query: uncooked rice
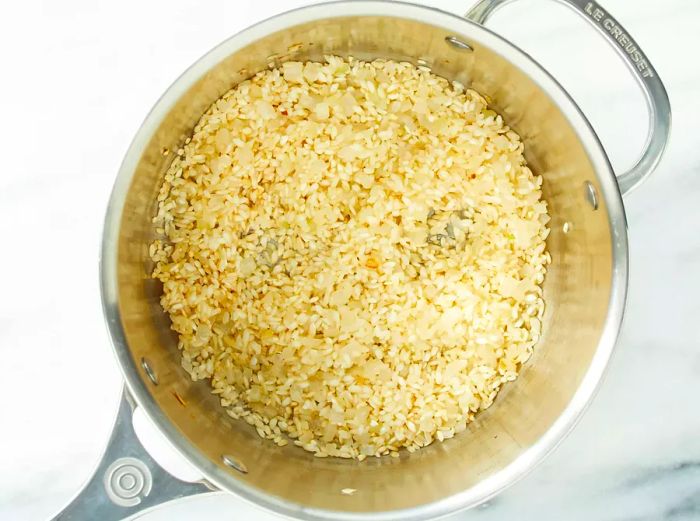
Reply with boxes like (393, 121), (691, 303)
(150, 56), (550, 459)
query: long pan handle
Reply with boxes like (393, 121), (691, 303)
(52, 388), (214, 521)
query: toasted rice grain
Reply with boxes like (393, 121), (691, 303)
(151, 56), (550, 459)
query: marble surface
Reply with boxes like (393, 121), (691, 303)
(1, 0), (698, 519)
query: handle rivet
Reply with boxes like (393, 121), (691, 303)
(584, 181), (599, 210)
(141, 357), (158, 385)
(445, 36), (473, 51)
(223, 454), (248, 474)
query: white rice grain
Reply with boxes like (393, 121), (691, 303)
(151, 56), (550, 460)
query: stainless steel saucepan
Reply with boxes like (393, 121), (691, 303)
(54, 1), (670, 519)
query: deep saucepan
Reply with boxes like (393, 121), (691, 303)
(55, 0), (670, 519)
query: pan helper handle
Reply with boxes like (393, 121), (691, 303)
(465, 0), (671, 195)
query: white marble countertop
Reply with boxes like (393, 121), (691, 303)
(1, 0), (698, 519)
